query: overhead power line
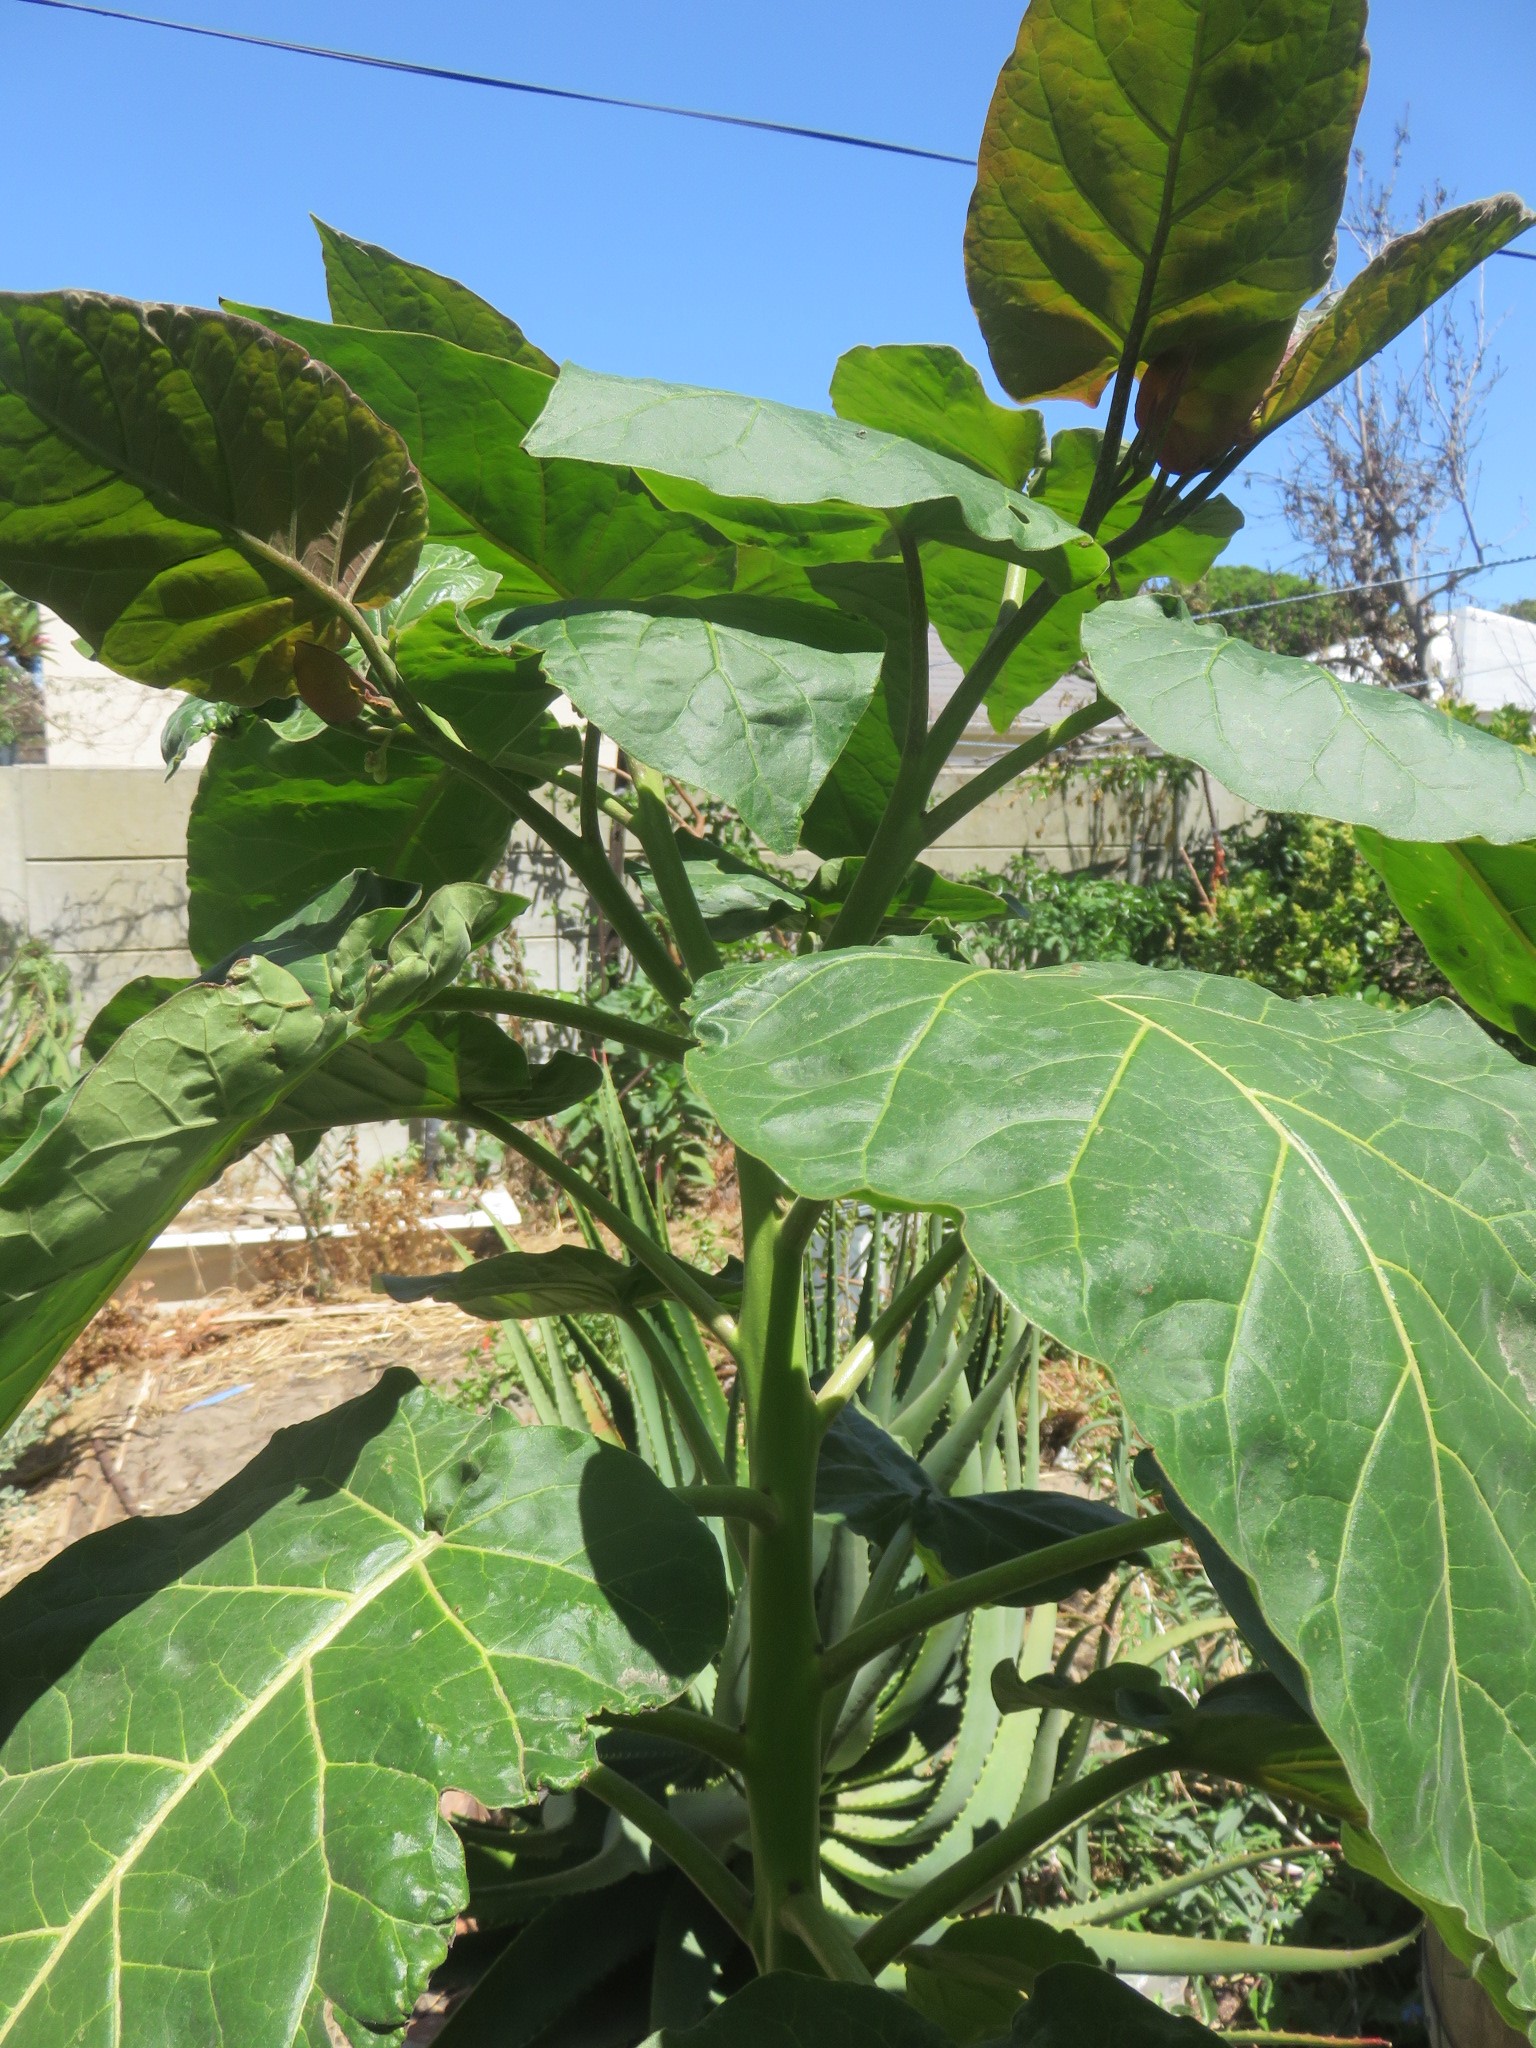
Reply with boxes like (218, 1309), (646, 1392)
(17, 0), (1536, 276)
(1202, 549), (1536, 620)
(12, 0), (976, 166)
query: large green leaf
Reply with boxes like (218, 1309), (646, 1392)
(186, 708), (518, 966)
(830, 344), (1044, 487)
(925, 431), (1240, 728)
(0, 293), (425, 704)
(687, 951), (1536, 2016)
(905, 1917), (1091, 2043)
(0, 877), (521, 1431)
(314, 218), (558, 373)
(1358, 833), (1536, 1045)
(481, 596), (883, 852)
(523, 365), (1107, 589)
(1258, 196), (1536, 435)
(0, 1370), (726, 2046)
(1012, 1963), (1219, 2043)
(1084, 595), (1536, 839)
(652, 1973), (949, 2047)
(964, 0), (1368, 406)
(229, 309), (729, 608)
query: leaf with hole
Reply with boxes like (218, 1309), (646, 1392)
(0, 292), (426, 703)
(1084, 594), (1536, 839)
(964, 0), (1367, 406)
(0, 1370), (726, 2045)
(688, 949), (1536, 2011)
(523, 365), (1106, 589)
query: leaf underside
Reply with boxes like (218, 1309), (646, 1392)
(1085, 595), (1536, 842)
(0, 293), (426, 703)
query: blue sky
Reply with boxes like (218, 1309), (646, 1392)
(9, 0), (1536, 603)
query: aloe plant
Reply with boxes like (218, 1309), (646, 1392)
(0, 2), (1532, 2040)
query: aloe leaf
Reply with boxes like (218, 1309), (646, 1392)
(0, 293), (426, 704)
(314, 218), (558, 374)
(964, 0), (1367, 409)
(1258, 196), (1536, 436)
(1356, 832), (1536, 1044)
(648, 1973), (950, 2046)
(830, 343), (1044, 487)
(227, 308), (730, 608)
(687, 950), (1536, 2015)
(186, 710), (521, 966)
(523, 366), (1107, 590)
(1085, 594), (1536, 840)
(0, 875), (530, 1431)
(479, 596), (884, 852)
(0, 1372), (726, 2045)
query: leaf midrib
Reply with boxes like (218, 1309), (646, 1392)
(0, 1522), (443, 2041)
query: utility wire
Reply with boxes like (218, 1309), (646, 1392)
(1201, 548), (1536, 620)
(17, 0), (1536, 276)
(11, 0), (976, 166)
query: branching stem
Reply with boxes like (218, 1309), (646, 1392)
(819, 1512), (1182, 1688)
(585, 1763), (753, 1946)
(426, 986), (693, 1060)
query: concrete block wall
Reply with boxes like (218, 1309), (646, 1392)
(0, 760), (1254, 1031)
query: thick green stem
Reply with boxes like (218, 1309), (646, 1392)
(736, 1155), (829, 1970)
(855, 1743), (1182, 1973)
(585, 1763), (753, 1945)
(426, 986), (693, 1060)
(778, 1895), (877, 1985)
(674, 1484), (779, 1532)
(920, 699), (1116, 848)
(820, 1512), (1182, 1688)
(632, 765), (724, 982)
(386, 675), (692, 1010)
